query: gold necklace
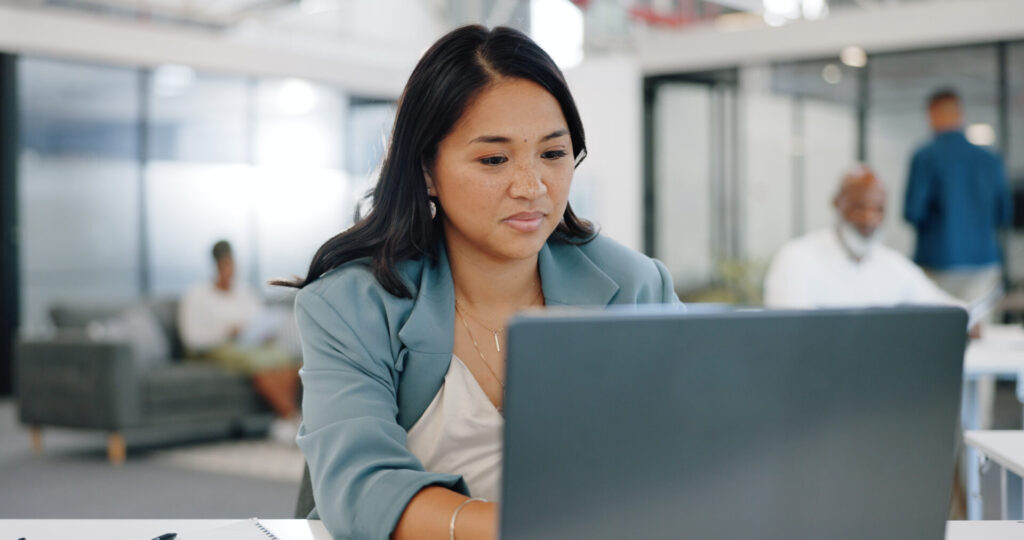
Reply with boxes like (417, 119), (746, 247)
(454, 299), (504, 352)
(454, 289), (544, 352)
(455, 306), (506, 389)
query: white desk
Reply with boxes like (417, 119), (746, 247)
(964, 430), (1024, 520)
(961, 325), (1024, 520)
(946, 520), (1024, 539)
(0, 519), (331, 540)
(963, 325), (1024, 378)
(0, 519), (1020, 539)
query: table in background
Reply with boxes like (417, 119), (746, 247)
(962, 324), (1024, 520)
(0, 519), (331, 540)
(964, 430), (1024, 521)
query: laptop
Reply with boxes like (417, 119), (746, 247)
(500, 306), (967, 540)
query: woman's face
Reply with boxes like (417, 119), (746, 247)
(429, 77), (575, 264)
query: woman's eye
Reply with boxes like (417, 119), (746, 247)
(479, 156), (507, 166)
(542, 150), (568, 160)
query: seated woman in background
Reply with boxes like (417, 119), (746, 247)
(179, 239), (300, 431)
(280, 25), (680, 540)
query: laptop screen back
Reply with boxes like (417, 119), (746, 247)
(500, 306), (966, 540)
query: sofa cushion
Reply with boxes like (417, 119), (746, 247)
(51, 298), (186, 361)
(50, 304), (124, 330)
(142, 364), (264, 422)
(145, 298), (185, 360)
(86, 305), (170, 368)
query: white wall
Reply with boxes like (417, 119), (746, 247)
(565, 55), (644, 251)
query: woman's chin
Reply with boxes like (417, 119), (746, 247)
(487, 230), (551, 261)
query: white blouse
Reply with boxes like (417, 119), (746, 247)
(406, 355), (504, 501)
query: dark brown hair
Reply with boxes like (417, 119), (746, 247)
(927, 87), (960, 109)
(212, 240), (232, 262)
(277, 25), (595, 297)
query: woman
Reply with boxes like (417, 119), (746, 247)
(285, 25), (680, 540)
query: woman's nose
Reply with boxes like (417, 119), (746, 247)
(508, 159), (547, 199)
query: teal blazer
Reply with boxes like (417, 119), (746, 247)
(295, 234), (680, 539)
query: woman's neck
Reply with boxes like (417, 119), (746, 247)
(446, 241), (542, 315)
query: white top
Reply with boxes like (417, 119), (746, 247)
(406, 355), (504, 501)
(763, 228), (960, 309)
(178, 281), (265, 352)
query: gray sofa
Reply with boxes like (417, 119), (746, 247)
(16, 298), (275, 464)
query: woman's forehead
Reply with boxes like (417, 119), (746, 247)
(450, 78), (568, 141)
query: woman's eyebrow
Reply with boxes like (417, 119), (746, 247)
(469, 134), (511, 145)
(468, 129), (569, 145)
(540, 129), (569, 142)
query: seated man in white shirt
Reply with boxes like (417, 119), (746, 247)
(764, 164), (959, 309)
(178, 240), (300, 428)
(764, 166), (969, 519)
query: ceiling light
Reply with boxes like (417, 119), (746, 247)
(277, 79), (317, 116)
(822, 64), (842, 85)
(802, 0), (829, 20)
(764, 0), (800, 19)
(966, 123), (996, 146)
(152, 65), (195, 98)
(530, 0), (584, 69)
(840, 46), (868, 68)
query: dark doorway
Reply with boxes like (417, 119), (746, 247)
(0, 54), (18, 397)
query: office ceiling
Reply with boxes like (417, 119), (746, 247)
(0, 0), (973, 79)
(0, 0), (955, 37)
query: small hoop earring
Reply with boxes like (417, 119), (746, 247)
(429, 199), (437, 219)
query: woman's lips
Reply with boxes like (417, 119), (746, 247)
(503, 211), (546, 233)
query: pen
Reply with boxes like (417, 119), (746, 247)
(151, 534), (176, 540)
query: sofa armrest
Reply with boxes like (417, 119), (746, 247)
(16, 337), (142, 430)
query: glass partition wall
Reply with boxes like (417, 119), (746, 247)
(647, 41), (1023, 302)
(645, 70), (739, 300)
(17, 57), (394, 333)
(1006, 44), (1024, 284)
(18, 59), (142, 332)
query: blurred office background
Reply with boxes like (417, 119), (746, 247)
(1, 0), (1023, 518)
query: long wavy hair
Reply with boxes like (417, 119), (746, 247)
(278, 25), (595, 297)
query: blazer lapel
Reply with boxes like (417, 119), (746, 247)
(539, 241), (620, 307)
(395, 244), (455, 429)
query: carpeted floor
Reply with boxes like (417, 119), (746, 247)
(0, 399), (302, 518)
(149, 438), (305, 483)
(2, 383), (1021, 520)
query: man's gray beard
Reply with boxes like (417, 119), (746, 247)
(837, 221), (882, 260)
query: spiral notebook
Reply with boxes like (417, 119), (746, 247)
(180, 518), (280, 539)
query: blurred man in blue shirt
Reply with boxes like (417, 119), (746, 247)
(904, 88), (1013, 304)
